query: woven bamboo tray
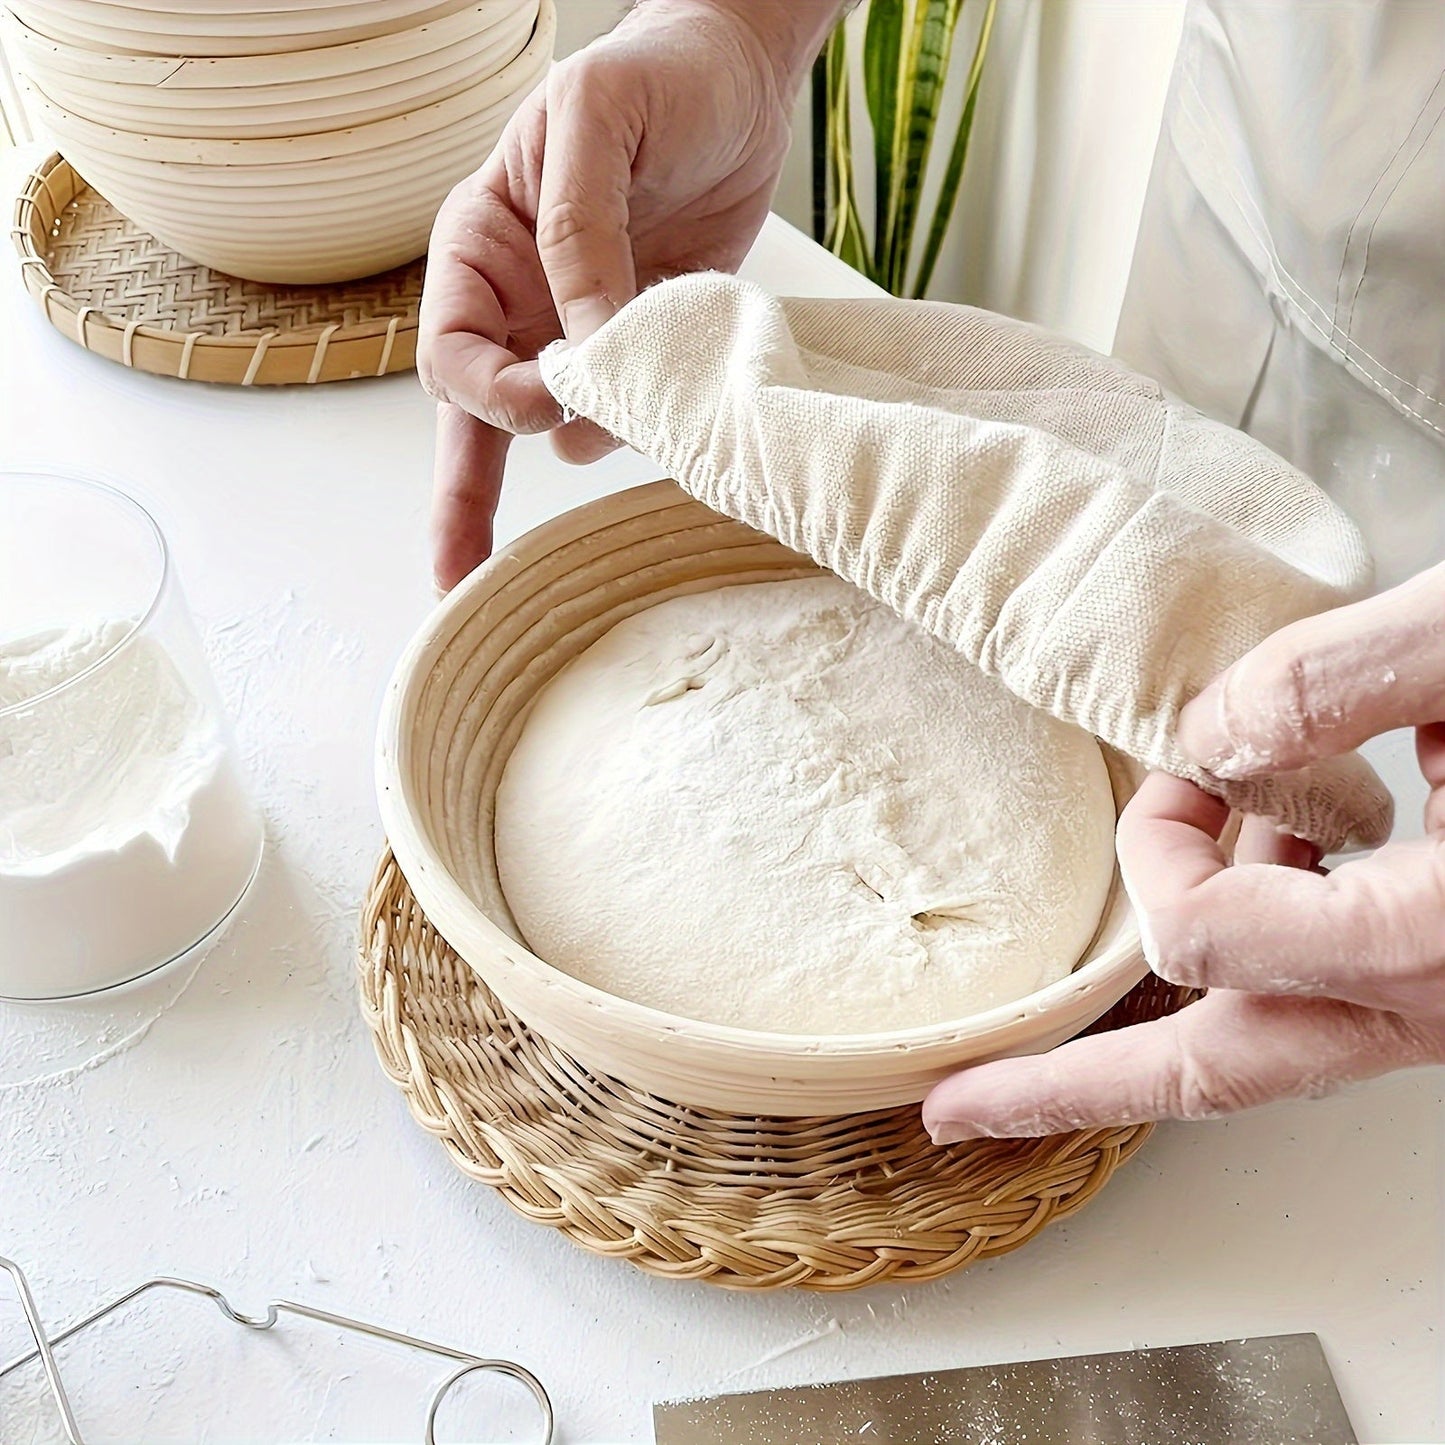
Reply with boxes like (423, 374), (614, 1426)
(360, 849), (1195, 1291)
(10, 153), (420, 383)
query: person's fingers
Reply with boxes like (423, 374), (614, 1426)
(1233, 813), (1322, 869)
(1119, 775), (1445, 1011)
(418, 249), (563, 437)
(1176, 560), (1445, 778)
(1116, 772), (1232, 906)
(432, 403), (511, 592)
(417, 163), (566, 436)
(534, 60), (641, 341)
(923, 989), (1441, 1141)
(550, 417), (620, 466)
(1417, 722), (1445, 835)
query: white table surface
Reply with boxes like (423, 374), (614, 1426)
(1, 141), (1441, 1445)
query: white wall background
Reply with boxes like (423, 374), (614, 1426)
(553, 1), (629, 58)
(557, 0), (1187, 354)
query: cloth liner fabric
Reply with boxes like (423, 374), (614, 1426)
(538, 273), (1393, 854)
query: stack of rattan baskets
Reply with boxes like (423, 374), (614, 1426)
(4, 0), (553, 283)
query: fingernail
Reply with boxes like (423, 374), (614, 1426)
(560, 296), (617, 342)
(1179, 679), (1271, 780)
(928, 1120), (984, 1145)
(1177, 678), (1228, 766)
(1273, 824), (1324, 867)
(552, 422), (619, 466)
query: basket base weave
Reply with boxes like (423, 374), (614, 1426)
(359, 849), (1194, 1291)
(11, 153), (421, 384)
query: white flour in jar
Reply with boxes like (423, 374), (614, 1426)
(0, 620), (262, 998)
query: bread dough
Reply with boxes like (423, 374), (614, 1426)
(495, 575), (1117, 1035)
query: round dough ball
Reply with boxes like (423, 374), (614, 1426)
(495, 575), (1116, 1035)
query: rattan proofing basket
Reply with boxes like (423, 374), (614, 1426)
(376, 480), (1150, 1116)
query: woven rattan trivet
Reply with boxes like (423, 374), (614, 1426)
(11, 153), (421, 385)
(360, 849), (1194, 1291)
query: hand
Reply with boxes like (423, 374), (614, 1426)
(924, 562), (1445, 1143)
(418, 0), (836, 590)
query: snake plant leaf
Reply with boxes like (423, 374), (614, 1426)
(889, 0), (963, 294)
(811, 50), (829, 243)
(862, 0), (906, 272)
(824, 26), (870, 274)
(820, 0), (993, 296)
(912, 0), (996, 297)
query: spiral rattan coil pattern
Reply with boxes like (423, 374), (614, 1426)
(11, 153), (421, 383)
(360, 849), (1194, 1291)
(377, 481), (1149, 1115)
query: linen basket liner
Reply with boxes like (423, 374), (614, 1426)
(538, 273), (1394, 854)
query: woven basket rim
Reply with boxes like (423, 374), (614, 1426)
(4, 0), (521, 83)
(377, 480), (1147, 1067)
(7, 0), (485, 54)
(19, 0), (552, 168)
(14, 17), (536, 140)
(10, 151), (423, 380)
(359, 846), (1189, 1290)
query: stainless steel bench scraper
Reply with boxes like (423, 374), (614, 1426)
(654, 1333), (1355, 1444)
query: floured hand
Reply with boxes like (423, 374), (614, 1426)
(418, 0), (839, 590)
(924, 562), (1445, 1142)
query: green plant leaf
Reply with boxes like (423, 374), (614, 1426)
(862, 0), (905, 275)
(888, 0), (963, 294)
(912, 0), (996, 297)
(823, 25), (872, 276)
(823, 0), (995, 295)
(810, 50), (830, 244)
(878, 0), (917, 284)
(822, 26), (847, 252)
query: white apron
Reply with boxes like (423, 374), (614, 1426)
(1115, 0), (1445, 588)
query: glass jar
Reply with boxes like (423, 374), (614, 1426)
(0, 471), (263, 999)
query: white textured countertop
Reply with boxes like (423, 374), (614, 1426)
(0, 142), (1440, 1444)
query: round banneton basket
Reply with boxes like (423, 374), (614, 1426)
(360, 849), (1193, 1290)
(6, 0), (480, 57)
(5, 0), (526, 91)
(376, 480), (1151, 1117)
(11, 153), (421, 383)
(14, 0), (554, 284)
(9, 3), (539, 140)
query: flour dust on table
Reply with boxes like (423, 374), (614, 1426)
(495, 575), (1117, 1035)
